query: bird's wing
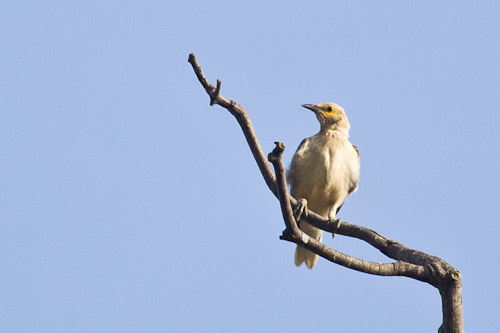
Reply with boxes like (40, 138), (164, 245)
(294, 138), (311, 157)
(287, 137), (310, 191)
(348, 144), (360, 194)
(336, 144), (360, 215)
(352, 144), (359, 158)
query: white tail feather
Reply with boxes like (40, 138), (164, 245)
(294, 221), (323, 269)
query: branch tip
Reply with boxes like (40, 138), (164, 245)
(274, 141), (285, 151)
(210, 79), (222, 106)
(215, 79), (221, 94)
(268, 141), (285, 163)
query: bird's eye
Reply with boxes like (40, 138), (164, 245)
(327, 107), (333, 112)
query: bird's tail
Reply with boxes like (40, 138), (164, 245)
(294, 221), (323, 269)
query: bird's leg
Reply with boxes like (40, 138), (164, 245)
(293, 198), (308, 227)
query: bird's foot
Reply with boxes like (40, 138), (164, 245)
(330, 218), (341, 239)
(293, 198), (308, 225)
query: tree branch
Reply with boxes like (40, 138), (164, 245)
(188, 53), (463, 333)
(188, 53), (276, 195)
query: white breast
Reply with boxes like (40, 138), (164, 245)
(288, 131), (360, 218)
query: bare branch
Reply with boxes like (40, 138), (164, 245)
(188, 53), (277, 195)
(267, 142), (298, 234)
(299, 210), (459, 286)
(439, 277), (464, 333)
(188, 53), (463, 333)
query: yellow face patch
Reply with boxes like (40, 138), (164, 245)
(323, 105), (339, 115)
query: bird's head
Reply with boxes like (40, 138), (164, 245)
(302, 102), (350, 133)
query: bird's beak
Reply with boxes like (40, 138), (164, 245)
(301, 104), (318, 113)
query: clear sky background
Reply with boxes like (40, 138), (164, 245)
(1, 1), (499, 332)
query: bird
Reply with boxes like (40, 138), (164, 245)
(287, 103), (360, 269)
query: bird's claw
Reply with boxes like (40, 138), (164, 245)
(293, 198), (308, 225)
(330, 218), (341, 239)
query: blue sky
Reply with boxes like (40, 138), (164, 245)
(1, 1), (499, 332)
